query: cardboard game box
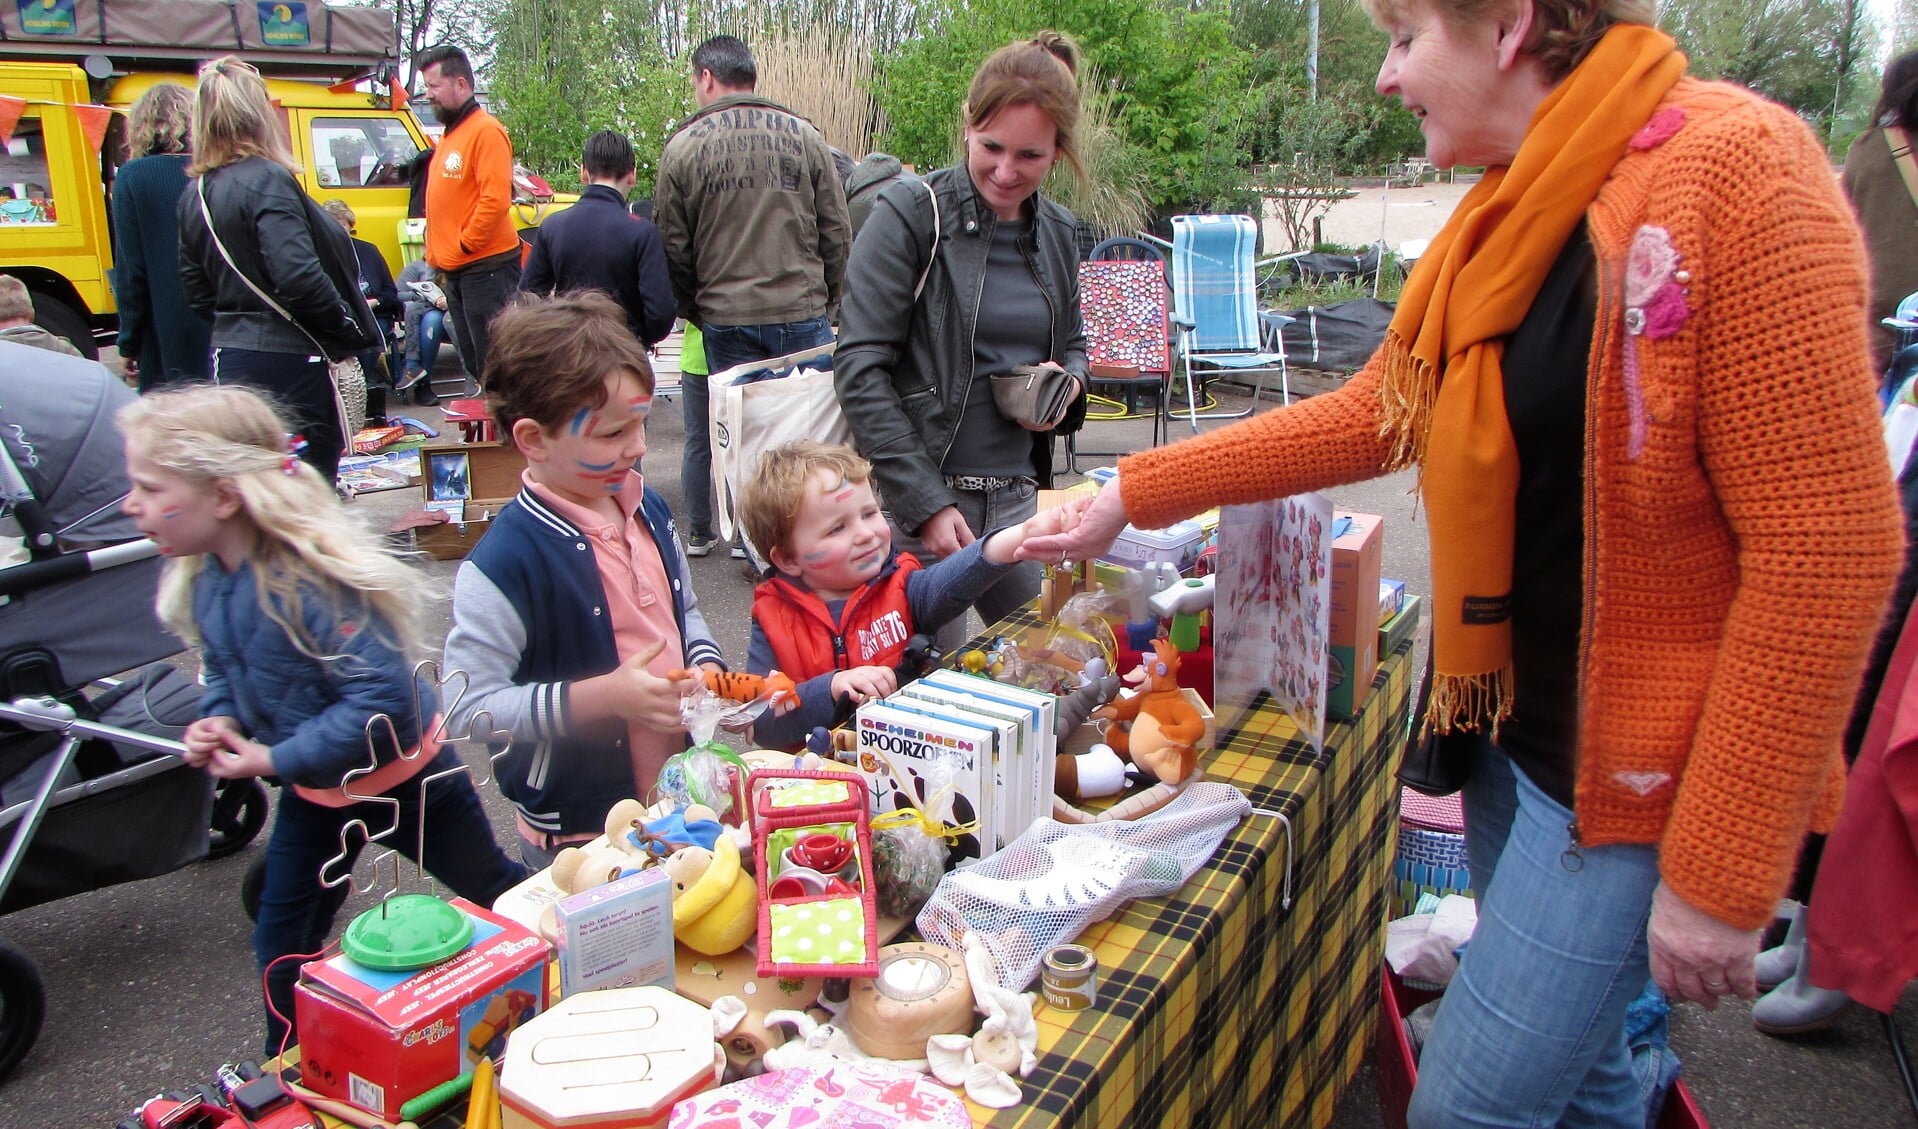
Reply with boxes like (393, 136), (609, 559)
(1329, 511), (1385, 719)
(293, 898), (550, 1120)
(554, 867), (675, 998)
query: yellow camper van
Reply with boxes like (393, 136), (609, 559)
(0, 0), (563, 357)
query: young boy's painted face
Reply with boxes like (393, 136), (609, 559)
(519, 367), (652, 508)
(772, 471), (892, 600)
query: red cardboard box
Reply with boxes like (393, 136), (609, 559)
(293, 898), (550, 1120)
(1375, 964), (1709, 1129)
(1329, 512), (1384, 719)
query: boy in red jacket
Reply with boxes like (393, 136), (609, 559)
(738, 440), (1076, 749)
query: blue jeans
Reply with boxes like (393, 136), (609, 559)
(685, 316), (834, 539)
(213, 348), (342, 482)
(404, 305), (446, 374)
(887, 478), (1042, 654)
(1407, 746), (1660, 1128)
(253, 747), (525, 1055)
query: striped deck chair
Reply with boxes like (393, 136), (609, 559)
(1170, 214), (1291, 427)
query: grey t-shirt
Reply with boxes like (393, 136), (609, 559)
(942, 217), (1049, 477)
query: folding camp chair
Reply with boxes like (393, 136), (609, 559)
(1066, 241), (1172, 472)
(1169, 214), (1292, 428)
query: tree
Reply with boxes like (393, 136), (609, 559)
(1664, 0), (1877, 137)
(873, 0), (1257, 215)
(488, 0), (691, 195)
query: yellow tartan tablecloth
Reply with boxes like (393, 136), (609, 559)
(972, 631), (1415, 1129)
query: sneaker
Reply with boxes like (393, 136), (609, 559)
(730, 542), (749, 560)
(413, 384), (440, 407)
(685, 533), (718, 557)
(395, 367), (425, 392)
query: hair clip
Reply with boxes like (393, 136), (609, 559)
(284, 434), (308, 475)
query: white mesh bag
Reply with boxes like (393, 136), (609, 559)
(915, 782), (1252, 992)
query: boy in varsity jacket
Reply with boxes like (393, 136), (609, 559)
(442, 293), (724, 866)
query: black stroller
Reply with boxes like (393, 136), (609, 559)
(0, 345), (268, 1082)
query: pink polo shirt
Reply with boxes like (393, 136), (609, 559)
(524, 470), (686, 799)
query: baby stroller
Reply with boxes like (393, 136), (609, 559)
(0, 345), (268, 1082)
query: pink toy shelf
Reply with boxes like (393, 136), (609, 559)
(750, 769), (881, 979)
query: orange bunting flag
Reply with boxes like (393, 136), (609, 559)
(72, 104), (112, 154)
(0, 97), (24, 150)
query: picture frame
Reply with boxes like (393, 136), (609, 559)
(426, 449), (471, 502)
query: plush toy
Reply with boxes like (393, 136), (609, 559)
(671, 835), (759, 955)
(1094, 638), (1206, 785)
(548, 799), (723, 895)
(546, 799), (758, 957)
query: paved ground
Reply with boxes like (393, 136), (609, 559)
(6, 348), (1915, 1124)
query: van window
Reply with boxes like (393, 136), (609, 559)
(0, 116), (57, 225)
(310, 117), (419, 189)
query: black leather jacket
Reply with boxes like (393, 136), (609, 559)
(178, 156), (379, 360)
(834, 165), (1088, 536)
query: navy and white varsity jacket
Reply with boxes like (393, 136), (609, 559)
(442, 482), (724, 836)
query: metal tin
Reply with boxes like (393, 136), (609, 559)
(1041, 944), (1100, 1011)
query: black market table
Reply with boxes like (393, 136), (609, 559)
(968, 625), (1416, 1128)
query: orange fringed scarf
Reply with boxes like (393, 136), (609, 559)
(1379, 25), (1686, 734)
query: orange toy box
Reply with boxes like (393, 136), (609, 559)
(293, 899), (550, 1120)
(1328, 511), (1384, 719)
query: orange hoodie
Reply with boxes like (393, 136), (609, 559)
(425, 104), (519, 271)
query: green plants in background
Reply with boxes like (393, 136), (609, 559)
(873, 0), (1257, 216)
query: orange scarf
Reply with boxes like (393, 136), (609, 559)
(1379, 25), (1686, 734)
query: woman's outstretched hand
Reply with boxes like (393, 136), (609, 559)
(1017, 480), (1129, 564)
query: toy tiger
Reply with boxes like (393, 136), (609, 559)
(680, 668), (801, 708)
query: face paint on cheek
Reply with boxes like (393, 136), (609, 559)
(576, 458), (618, 473)
(160, 506), (184, 520)
(801, 548), (831, 565)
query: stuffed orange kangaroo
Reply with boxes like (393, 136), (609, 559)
(1095, 639), (1204, 785)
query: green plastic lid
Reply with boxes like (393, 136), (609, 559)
(341, 895), (474, 971)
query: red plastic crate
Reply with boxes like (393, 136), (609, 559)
(1375, 964), (1709, 1129)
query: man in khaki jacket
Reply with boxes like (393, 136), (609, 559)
(654, 34), (851, 557)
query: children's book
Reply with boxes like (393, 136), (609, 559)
(853, 701), (994, 863)
(920, 670), (1057, 838)
(892, 684), (1028, 851)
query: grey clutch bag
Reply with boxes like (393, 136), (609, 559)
(989, 364), (1077, 428)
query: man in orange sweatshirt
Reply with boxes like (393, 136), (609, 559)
(417, 45), (520, 391)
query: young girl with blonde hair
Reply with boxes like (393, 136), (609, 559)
(119, 385), (523, 1055)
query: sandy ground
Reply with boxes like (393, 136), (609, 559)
(1264, 179), (1473, 254)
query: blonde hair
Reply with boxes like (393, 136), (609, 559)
(321, 198), (355, 230)
(126, 82), (193, 160)
(740, 440), (873, 564)
(965, 32), (1086, 188)
(117, 385), (431, 663)
(1360, 0), (1656, 81)
(189, 56), (300, 175)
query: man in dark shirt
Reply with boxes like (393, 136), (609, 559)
(520, 131), (676, 348)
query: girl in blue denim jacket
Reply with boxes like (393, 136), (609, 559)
(118, 385), (524, 1055)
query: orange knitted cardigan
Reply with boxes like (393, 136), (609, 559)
(1120, 78), (1904, 930)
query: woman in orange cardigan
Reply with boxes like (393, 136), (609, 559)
(1027, 2), (1902, 1124)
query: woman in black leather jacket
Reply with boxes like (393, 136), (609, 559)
(834, 32), (1090, 640)
(178, 57), (380, 482)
